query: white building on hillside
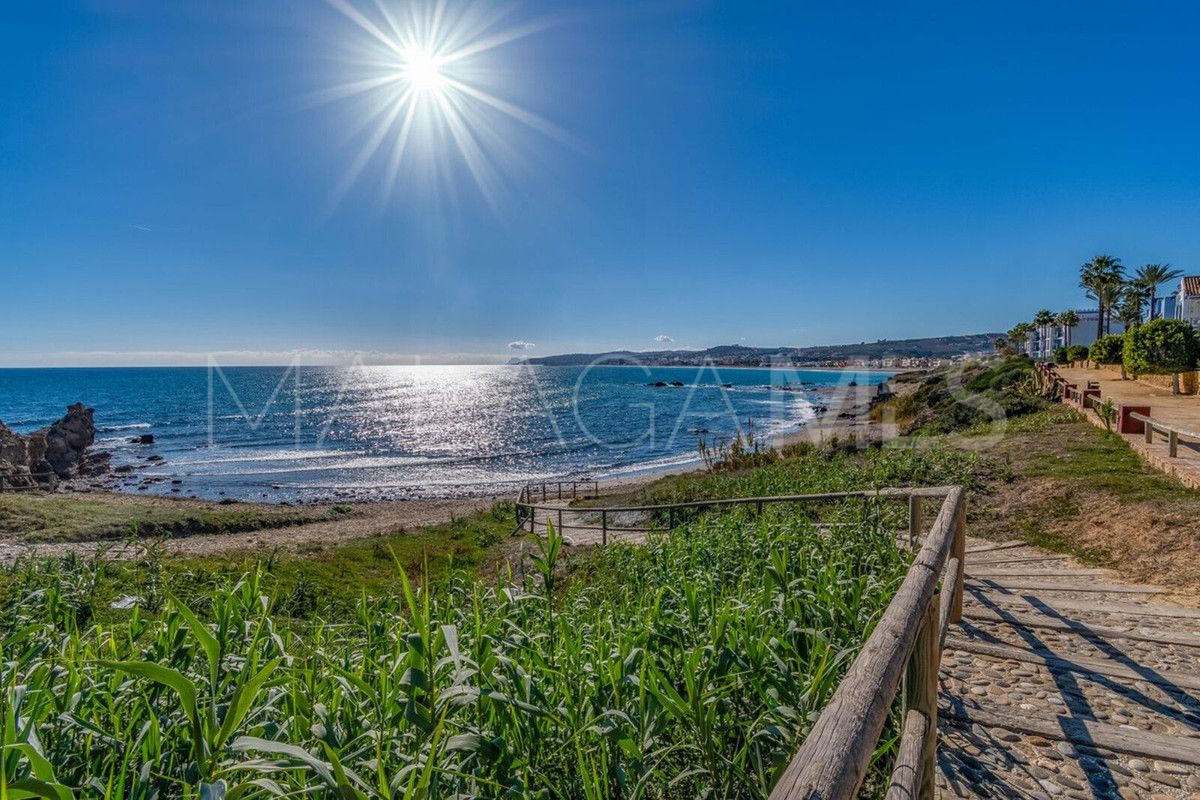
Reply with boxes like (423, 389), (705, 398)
(1174, 276), (1200, 328)
(1026, 309), (1124, 359)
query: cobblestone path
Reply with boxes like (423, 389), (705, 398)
(937, 538), (1200, 799)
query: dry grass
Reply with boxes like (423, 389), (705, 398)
(954, 410), (1200, 599)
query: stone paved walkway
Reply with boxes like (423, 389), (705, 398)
(937, 538), (1200, 799)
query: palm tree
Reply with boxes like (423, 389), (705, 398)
(1080, 255), (1125, 338)
(992, 336), (1009, 354)
(1055, 310), (1080, 347)
(1115, 290), (1146, 331)
(1119, 283), (1150, 330)
(1007, 322), (1034, 356)
(1033, 309), (1056, 359)
(1135, 263), (1183, 321)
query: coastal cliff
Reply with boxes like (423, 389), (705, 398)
(0, 403), (103, 489)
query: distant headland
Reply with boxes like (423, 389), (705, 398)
(515, 332), (1002, 368)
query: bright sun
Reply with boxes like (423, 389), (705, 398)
(322, 0), (570, 206)
(400, 46), (445, 97)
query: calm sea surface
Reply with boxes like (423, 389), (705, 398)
(0, 365), (890, 502)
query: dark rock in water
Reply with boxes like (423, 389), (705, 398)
(651, 381), (668, 387)
(114, 464), (136, 474)
(145, 454), (164, 462)
(0, 403), (99, 489)
(669, 381), (684, 387)
(130, 434), (154, 444)
(847, 381), (858, 387)
(171, 479), (183, 485)
(721, 383), (732, 388)
(43, 403), (96, 478)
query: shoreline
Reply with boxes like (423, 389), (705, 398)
(2, 371), (916, 560)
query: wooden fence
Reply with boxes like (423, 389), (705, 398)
(1129, 411), (1200, 458)
(515, 481), (967, 798)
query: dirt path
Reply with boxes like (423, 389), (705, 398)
(0, 495), (496, 562)
(937, 537), (1200, 798)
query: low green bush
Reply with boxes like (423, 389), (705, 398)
(1066, 344), (1090, 362)
(1123, 318), (1199, 384)
(1089, 334), (1125, 365)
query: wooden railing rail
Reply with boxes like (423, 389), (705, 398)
(516, 480), (966, 798)
(1129, 411), (1200, 458)
(771, 486), (966, 800)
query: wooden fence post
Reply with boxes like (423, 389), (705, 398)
(601, 510), (608, 546)
(1169, 430), (1179, 458)
(899, 597), (939, 800)
(951, 495), (966, 623)
(908, 495), (922, 545)
(1145, 425), (1154, 444)
(558, 508), (563, 533)
(668, 507), (675, 530)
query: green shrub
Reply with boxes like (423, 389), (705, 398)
(990, 366), (1033, 391)
(0, 510), (911, 798)
(1066, 345), (1090, 362)
(1123, 318), (1199, 378)
(1089, 334), (1125, 365)
(1053, 346), (1070, 364)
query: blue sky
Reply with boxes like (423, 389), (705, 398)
(3, 1), (1200, 366)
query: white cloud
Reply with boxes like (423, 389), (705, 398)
(507, 340), (537, 351)
(654, 335), (674, 343)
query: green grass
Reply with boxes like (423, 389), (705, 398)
(0, 506), (909, 799)
(0, 508), (516, 624)
(0, 492), (325, 543)
(624, 444), (984, 507)
(1019, 427), (1194, 502)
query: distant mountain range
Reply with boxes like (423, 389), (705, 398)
(517, 333), (1002, 367)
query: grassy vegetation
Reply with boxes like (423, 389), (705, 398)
(0, 492), (326, 543)
(0, 503), (914, 798)
(948, 399), (1200, 582)
(900, 355), (1053, 435)
(0, 506), (516, 624)
(621, 444), (985, 507)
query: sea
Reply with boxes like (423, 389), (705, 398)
(0, 365), (891, 502)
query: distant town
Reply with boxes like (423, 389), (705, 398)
(518, 333), (1002, 369)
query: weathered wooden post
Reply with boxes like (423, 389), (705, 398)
(1146, 424), (1154, 444)
(668, 507), (674, 530)
(897, 597), (940, 800)
(1169, 430), (1179, 458)
(908, 494), (922, 545)
(573, 483), (578, 499)
(558, 508), (563, 533)
(951, 494), (966, 623)
(601, 510), (608, 546)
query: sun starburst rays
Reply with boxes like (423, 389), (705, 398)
(321, 0), (567, 208)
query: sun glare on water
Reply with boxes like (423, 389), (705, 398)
(321, 0), (568, 207)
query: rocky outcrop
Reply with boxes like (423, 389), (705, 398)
(0, 403), (99, 490)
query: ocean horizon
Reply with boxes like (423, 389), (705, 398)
(0, 364), (891, 503)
